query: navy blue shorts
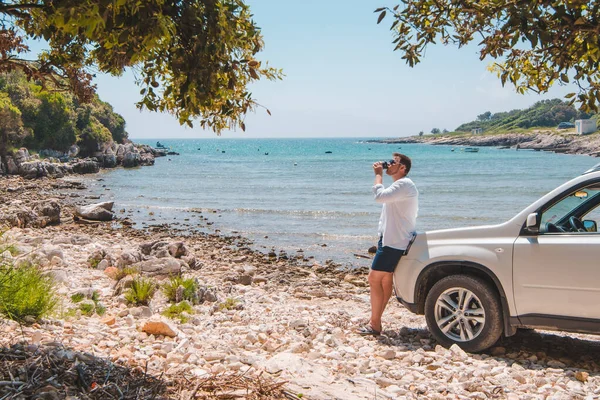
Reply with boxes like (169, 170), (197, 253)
(371, 237), (404, 273)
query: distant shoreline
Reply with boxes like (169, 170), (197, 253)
(369, 130), (600, 157)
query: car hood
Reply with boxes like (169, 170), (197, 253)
(420, 221), (518, 241)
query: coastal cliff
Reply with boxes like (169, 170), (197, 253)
(372, 130), (600, 157)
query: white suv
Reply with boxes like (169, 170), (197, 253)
(394, 163), (600, 352)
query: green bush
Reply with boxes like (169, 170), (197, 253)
(115, 266), (139, 281)
(70, 293), (85, 303)
(125, 277), (157, 306)
(0, 262), (58, 322)
(217, 298), (239, 311)
(70, 290), (105, 316)
(79, 301), (95, 316)
(162, 301), (193, 323)
(162, 276), (198, 303)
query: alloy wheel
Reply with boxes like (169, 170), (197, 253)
(434, 287), (486, 342)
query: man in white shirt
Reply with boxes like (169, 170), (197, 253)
(358, 153), (419, 336)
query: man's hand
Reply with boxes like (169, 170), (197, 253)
(373, 162), (384, 186)
(373, 162), (384, 175)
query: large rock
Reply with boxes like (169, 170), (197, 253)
(102, 148), (118, 168)
(33, 199), (61, 225)
(75, 201), (115, 221)
(138, 257), (181, 277)
(6, 156), (18, 175)
(141, 319), (177, 337)
(19, 161), (47, 179)
(0, 205), (40, 228)
(168, 242), (189, 258)
(117, 250), (142, 268)
(14, 148), (30, 165)
(122, 151), (140, 168)
(72, 159), (100, 174)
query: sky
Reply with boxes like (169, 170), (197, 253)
(85, 0), (574, 139)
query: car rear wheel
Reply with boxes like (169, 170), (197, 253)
(424, 275), (503, 352)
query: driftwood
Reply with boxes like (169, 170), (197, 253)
(0, 343), (295, 399)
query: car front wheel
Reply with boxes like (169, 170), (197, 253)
(424, 275), (503, 352)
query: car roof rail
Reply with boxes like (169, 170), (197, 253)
(583, 162), (600, 174)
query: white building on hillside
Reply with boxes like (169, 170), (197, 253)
(576, 119), (597, 135)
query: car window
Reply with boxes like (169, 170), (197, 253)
(582, 204), (600, 230)
(540, 184), (600, 231)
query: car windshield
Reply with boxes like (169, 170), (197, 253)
(541, 184), (600, 226)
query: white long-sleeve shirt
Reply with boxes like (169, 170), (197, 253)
(373, 177), (419, 250)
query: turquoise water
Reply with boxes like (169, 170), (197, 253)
(85, 138), (597, 268)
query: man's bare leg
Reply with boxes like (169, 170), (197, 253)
(368, 270), (394, 332)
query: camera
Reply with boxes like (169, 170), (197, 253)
(381, 160), (396, 169)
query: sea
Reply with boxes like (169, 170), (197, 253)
(81, 138), (598, 269)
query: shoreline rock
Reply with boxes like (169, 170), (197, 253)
(0, 141), (170, 179)
(369, 131), (600, 157)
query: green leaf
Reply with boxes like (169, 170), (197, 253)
(377, 11), (386, 24)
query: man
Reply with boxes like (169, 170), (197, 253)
(358, 152), (419, 336)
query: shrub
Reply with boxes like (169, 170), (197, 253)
(162, 276), (198, 303)
(71, 290), (105, 316)
(115, 266), (139, 281)
(124, 277), (156, 306)
(95, 303), (106, 316)
(162, 301), (193, 323)
(0, 261), (58, 322)
(217, 298), (240, 311)
(79, 301), (95, 316)
(70, 293), (85, 303)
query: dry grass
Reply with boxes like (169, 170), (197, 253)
(0, 343), (300, 399)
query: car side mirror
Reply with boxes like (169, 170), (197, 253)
(583, 220), (598, 232)
(526, 213), (539, 233)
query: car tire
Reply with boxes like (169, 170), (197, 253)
(424, 275), (503, 353)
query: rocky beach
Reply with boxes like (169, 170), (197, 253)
(371, 130), (600, 157)
(2, 175), (600, 400)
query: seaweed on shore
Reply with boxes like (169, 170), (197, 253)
(0, 343), (298, 399)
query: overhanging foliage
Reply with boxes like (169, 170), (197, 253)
(376, 0), (600, 112)
(0, 0), (282, 133)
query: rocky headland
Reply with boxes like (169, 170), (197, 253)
(371, 130), (600, 157)
(0, 141), (169, 179)
(1, 176), (600, 399)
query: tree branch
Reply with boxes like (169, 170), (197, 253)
(0, 4), (45, 13)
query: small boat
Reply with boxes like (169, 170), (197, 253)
(325, 151), (332, 154)
(264, 152), (269, 155)
(463, 147), (479, 153)
(156, 141), (168, 149)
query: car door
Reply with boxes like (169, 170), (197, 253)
(513, 183), (600, 321)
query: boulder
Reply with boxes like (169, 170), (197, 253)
(7, 156), (19, 175)
(139, 240), (169, 256)
(19, 161), (47, 179)
(168, 242), (189, 258)
(75, 201), (115, 221)
(141, 319), (177, 337)
(138, 257), (181, 277)
(72, 159), (100, 174)
(14, 148), (30, 164)
(33, 199), (61, 225)
(122, 151), (140, 168)
(102, 149), (118, 168)
(117, 250), (142, 268)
